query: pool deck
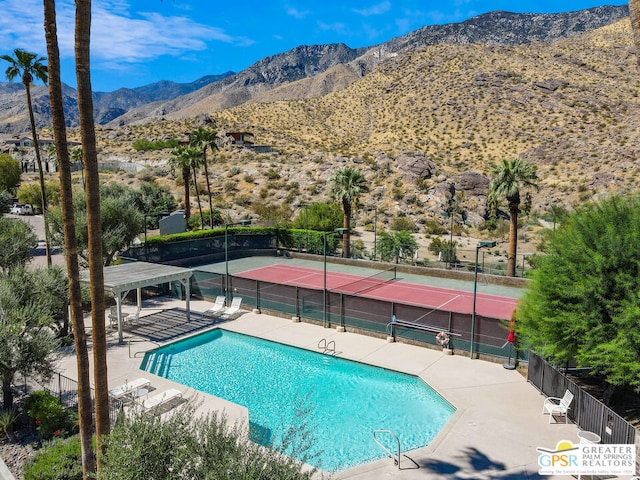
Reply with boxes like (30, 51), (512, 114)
(54, 299), (612, 480)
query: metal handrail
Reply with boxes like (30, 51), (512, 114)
(317, 338), (337, 355)
(128, 339), (160, 358)
(373, 429), (401, 468)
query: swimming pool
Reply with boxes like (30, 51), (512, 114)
(141, 329), (455, 472)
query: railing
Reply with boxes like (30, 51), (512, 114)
(318, 338), (337, 355)
(527, 352), (637, 446)
(373, 430), (401, 468)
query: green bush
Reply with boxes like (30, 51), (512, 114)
(24, 391), (77, 440)
(390, 217), (417, 232)
(23, 435), (84, 480)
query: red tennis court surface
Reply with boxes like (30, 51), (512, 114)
(236, 264), (517, 320)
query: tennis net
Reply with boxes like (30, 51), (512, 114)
(330, 266), (397, 295)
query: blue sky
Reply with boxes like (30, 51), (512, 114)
(0, 0), (628, 92)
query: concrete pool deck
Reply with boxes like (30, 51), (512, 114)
(54, 299), (609, 479)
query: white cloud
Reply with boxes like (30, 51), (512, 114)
(0, 0), (253, 68)
(286, 7), (310, 19)
(352, 1), (391, 16)
(317, 21), (349, 36)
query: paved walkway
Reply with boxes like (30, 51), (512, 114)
(49, 298), (604, 479)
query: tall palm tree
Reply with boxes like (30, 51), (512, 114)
(43, 0), (95, 475)
(329, 167), (369, 258)
(488, 158), (538, 277)
(75, 0), (110, 471)
(1, 48), (52, 267)
(170, 145), (200, 224)
(189, 127), (218, 227)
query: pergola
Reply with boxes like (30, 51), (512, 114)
(80, 261), (193, 343)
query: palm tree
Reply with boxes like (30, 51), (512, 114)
(75, 0), (110, 471)
(170, 145), (201, 224)
(43, 0), (94, 474)
(189, 127), (218, 227)
(329, 167), (369, 258)
(488, 158), (538, 277)
(1, 48), (52, 267)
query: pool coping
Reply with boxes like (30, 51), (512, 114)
(56, 298), (589, 480)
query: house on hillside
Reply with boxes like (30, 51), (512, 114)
(1, 137), (81, 148)
(226, 132), (255, 147)
(224, 132), (272, 153)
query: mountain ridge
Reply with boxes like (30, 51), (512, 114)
(0, 5), (629, 134)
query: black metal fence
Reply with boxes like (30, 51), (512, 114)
(21, 372), (121, 425)
(190, 269), (524, 361)
(527, 352), (637, 445)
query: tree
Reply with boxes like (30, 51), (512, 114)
(0, 267), (61, 409)
(293, 202), (343, 232)
(377, 230), (418, 264)
(516, 194), (640, 402)
(17, 180), (60, 211)
(75, 0), (110, 469)
(0, 154), (20, 193)
(43, 0), (95, 474)
(100, 403), (316, 480)
(487, 158), (538, 277)
(1, 49), (52, 267)
(329, 167), (369, 258)
(129, 181), (176, 230)
(189, 127), (218, 227)
(0, 217), (36, 273)
(48, 185), (144, 266)
(170, 145), (200, 224)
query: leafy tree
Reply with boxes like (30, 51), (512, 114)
(100, 402), (317, 480)
(329, 167), (369, 258)
(1, 48), (52, 267)
(17, 180), (60, 210)
(43, 0), (95, 474)
(488, 158), (538, 276)
(293, 202), (342, 232)
(48, 185), (144, 266)
(128, 181), (177, 229)
(0, 154), (20, 193)
(0, 217), (37, 273)
(377, 230), (418, 264)
(0, 190), (13, 214)
(516, 194), (640, 402)
(0, 267), (61, 409)
(429, 237), (457, 264)
(252, 202), (293, 227)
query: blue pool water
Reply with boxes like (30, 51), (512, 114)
(141, 329), (455, 472)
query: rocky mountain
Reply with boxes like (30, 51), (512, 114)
(83, 15), (639, 231)
(0, 5), (629, 133)
(0, 73), (233, 134)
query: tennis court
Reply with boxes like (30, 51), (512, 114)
(235, 264), (517, 320)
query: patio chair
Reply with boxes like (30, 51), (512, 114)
(542, 389), (574, 424)
(109, 377), (151, 400)
(140, 388), (183, 414)
(204, 296), (226, 315)
(221, 297), (243, 318)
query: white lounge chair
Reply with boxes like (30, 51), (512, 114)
(221, 297), (243, 318)
(109, 377), (151, 400)
(140, 388), (183, 414)
(204, 296), (226, 315)
(542, 389), (574, 424)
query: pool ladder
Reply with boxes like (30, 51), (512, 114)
(318, 338), (336, 355)
(373, 430), (401, 469)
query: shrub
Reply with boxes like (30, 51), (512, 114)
(23, 434), (84, 480)
(390, 217), (417, 232)
(24, 391), (77, 440)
